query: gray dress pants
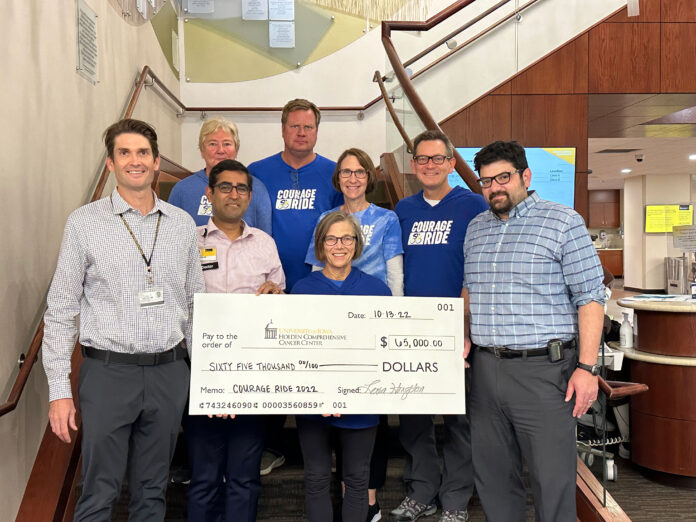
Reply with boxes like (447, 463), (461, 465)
(398, 412), (474, 511)
(74, 356), (189, 522)
(470, 348), (578, 522)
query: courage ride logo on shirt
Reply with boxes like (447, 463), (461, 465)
(407, 220), (452, 245)
(197, 195), (212, 216)
(276, 189), (317, 210)
(361, 224), (375, 246)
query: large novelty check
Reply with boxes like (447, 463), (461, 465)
(189, 294), (466, 415)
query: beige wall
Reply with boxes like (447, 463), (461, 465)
(0, 1), (181, 520)
(623, 174), (693, 290)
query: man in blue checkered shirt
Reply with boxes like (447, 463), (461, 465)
(462, 141), (605, 522)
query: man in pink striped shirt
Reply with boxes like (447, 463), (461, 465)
(197, 159), (285, 295)
(187, 158), (285, 522)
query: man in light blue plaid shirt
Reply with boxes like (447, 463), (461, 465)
(42, 119), (205, 521)
(462, 141), (605, 522)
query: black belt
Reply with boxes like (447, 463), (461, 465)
(81, 343), (187, 365)
(475, 339), (576, 359)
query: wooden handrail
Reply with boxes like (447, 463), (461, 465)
(379, 0), (543, 192)
(410, 0), (541, 83)
(598, 377), (649, 401)
(0, 66), (192, 419)
(381, 1), (482, 193)
(380, 152), (405, 205)
(0, 321), (44, 417)
(402, 0), (510, 69)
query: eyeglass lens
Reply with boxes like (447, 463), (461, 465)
(477, 171), (514, 188)
(339, 169), (367, 179)
(414, 155), (449, 165)
(325, 235), (356, 246)
(215, 183), (249, 195)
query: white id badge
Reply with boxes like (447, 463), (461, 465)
(139, 288), (164, 308)
(199, 247), (217, 262)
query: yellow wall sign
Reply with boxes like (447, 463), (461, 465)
(645, 204), (694, 233)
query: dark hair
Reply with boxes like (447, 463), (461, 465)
(332, 148), (377, 194)
(412, 129), (454, 158)
(314, 212), (364, 263)
(103, 118), (159, 159)
(473, 140), (529, 172)
(282, 98), (321, 127)
(208, 159), (253, 189)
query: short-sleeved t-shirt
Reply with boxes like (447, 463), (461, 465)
(248, 153), (342, 290)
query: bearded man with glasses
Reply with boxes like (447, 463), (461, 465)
(392, 130), (488, 522)
(463, 140), (604, 521)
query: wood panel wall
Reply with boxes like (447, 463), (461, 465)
(440, 0), (696, 224)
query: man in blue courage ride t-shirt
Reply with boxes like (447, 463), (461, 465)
(248, 99), (342, 291)
(392, 129), (488, 522)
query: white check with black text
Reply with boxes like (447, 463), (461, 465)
(189, 294), (465, 415)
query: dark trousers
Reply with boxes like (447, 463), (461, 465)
(74, 357), (189, 522)
(398, 413), (473, 510)
(297, 417), (377, 522)
(186, 414), (265, 522)
(337, 415), (389, 490)
(368, 415), (390, 489)
(470, 349), (578, 522)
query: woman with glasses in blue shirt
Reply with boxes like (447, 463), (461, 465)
(293, 211), (390, 521)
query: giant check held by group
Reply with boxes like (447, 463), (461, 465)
(190, 294), (466, 415)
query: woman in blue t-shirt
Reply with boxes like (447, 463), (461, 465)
(305, 148), (402, 519)
(305, 148), (404, 296)
(293, 212), (390, 522)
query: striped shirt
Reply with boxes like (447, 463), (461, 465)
(463, 191), (605, 349)
(42, 188), (205, 401)
(197, 219), (285, 294)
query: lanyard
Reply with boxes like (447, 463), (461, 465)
(120, 211), (162, 284)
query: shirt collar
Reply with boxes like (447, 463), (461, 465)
(110, 187), (168, 216)
(485, 190), (539, 222)
(509, 190), (538, 218)
(204, 217), (252, 241)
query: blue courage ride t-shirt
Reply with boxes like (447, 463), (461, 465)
(395, 186), (488, 297)
(248, 153), (342, 291)
(305, 204), (403, 284)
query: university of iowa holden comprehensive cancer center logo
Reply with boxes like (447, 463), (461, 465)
(263, 320), (347, 346)
(265, 320), (278, 339)
(276, 189), (317, 210)
(407, 219), (453, 245)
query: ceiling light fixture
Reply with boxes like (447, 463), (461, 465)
(689, 154), (696, 161)
(621, 169), (632, 174)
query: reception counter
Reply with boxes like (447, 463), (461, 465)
(615, 299), (696, 479)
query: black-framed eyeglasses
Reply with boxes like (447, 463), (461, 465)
(476, 170), (521, 188)
(339, 168), (367, 179)
(213, 182), (250, 195)
(413, 154), (451, 165)
(324, 235), (357, 246)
